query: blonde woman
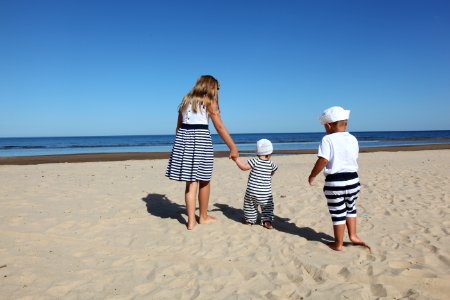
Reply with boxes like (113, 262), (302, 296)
(166, 75), (239, 230)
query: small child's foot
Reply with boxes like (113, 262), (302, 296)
(327, 242), (343, 251)
(263, 221), (273, 229)
(349, 236), (364, 245)
(199, 215), (217, 225)
(349, 236), (370, 250)
(350, 238), (371, 251)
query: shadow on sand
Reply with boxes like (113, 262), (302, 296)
(213, 203), (334, 244)
(142, 193), (186, 225)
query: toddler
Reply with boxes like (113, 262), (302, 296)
(234, 139), (278, 229)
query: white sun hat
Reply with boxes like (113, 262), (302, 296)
(256, 139), (273, 155)
(319, 106), (351, 125)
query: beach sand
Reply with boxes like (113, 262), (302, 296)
(1, 149), (449, 299)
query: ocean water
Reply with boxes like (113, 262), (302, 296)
(0, 131), (449, 157)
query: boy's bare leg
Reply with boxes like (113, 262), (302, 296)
(346, 217), (365, 245)
(198, 180), (216, 224)
(185, 181), (198, 230)
(329, 224), (345, 251)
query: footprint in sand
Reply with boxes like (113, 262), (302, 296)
(370, 283), (388, 297)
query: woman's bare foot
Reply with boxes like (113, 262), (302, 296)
(263, 221), (273, 229)
(199, 215), (217, 224)
(186, 221), (197, 230)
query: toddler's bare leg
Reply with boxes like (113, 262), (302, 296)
(198, 181), (216, 224)
(185, 181), (198, 230)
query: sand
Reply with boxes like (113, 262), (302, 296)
(1, 149), (449, 299)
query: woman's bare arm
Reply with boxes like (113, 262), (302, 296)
(208, 101), (239, 160)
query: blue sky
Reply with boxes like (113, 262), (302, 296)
(1, 0), (449, 137)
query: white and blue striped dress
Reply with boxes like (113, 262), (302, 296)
(165, 104), (214, 182)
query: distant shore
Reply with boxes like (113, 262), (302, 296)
(1, 144), (449, 165)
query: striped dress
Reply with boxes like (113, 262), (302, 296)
(165, 104), (214, 182)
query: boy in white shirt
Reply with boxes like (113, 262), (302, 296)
(308, 106), (368, 251)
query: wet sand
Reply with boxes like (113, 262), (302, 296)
(1, 144), (449, 165)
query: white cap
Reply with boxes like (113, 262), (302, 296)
(256, 139), (273, 155)
(319, 106), (351, 125)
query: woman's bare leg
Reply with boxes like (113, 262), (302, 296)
(198, 180), (216, 224)
(185, 181), (198, 230)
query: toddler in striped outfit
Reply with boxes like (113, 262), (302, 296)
(234, 139), (278, 229)
(308, 106), (368, 251)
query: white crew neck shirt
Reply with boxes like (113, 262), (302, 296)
(318, 132), (359, 176)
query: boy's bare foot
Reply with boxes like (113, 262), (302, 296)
(263, 221), (273, 229)
(349, 236), (370, 250)
(199, 215), (217, 224)
(349, 235), (364, 244)
(349, 234), (364, 245)
(327, 242), (343, 251)
(350, 237), (371, 251)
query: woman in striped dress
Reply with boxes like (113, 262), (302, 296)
(166, 75), (239, 230)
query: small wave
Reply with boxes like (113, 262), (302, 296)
(0, 145), (48, 150)
(67, 143), (172, 148)
(0, 143), (172, 150)
(380, 137), (450, 141)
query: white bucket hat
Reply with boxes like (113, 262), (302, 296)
(319, 106), (351, 125)
(256, 139), (273, 155)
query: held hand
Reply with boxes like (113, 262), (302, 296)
(308, 175), (315, 186)
(229, 149), (239, 161)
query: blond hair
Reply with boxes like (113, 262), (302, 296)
(178, 75), (219, 113)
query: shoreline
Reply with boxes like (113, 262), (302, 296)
(0, 144), (449, 165)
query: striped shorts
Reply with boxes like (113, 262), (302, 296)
(165, 124), (214, 182)
(243, 192), (274, 224)
(323, 172), (360, 225)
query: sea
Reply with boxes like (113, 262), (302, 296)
(1, 130), (449, 157)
